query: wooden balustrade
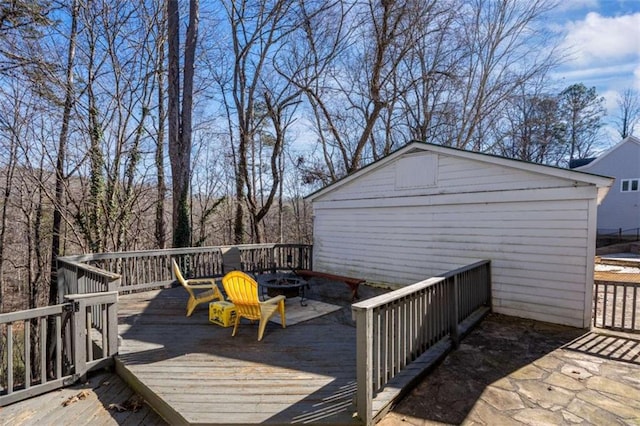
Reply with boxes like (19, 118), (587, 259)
(3, 244), (310, 406)
(57, 244), (313, 298)
(352, 260), (491, 424)
(0, 291), (118, 406)
(593, 281), (640, 332)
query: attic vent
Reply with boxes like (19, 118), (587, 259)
(395, 153), (438, 189)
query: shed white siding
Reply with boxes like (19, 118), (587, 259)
(309, 143), (612, 328)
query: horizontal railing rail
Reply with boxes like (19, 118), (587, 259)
(57, 244), (313, 298)
(593, 281), (640, 333)
(598, 227), (640, 238)
(352, 260), (491, 425)
(0, 291), (118, 406)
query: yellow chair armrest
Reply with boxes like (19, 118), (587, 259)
(185, 282), (218, 289)
(185, 278), (217, 285)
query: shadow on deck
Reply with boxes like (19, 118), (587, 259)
(116, 279), (389, 425)
(6, 280), (639, 425)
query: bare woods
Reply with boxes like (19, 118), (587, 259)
(1, 0), (633, 311)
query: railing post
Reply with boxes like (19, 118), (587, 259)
(68, 296), (88, 382)
(592, 282), (598, 328)
(7, 323), (13, 394)
(270, 246), (276, 273)
(450, 276), (460, 349)
(107, 294), (119, 356)
(107, 274), (120, 356)
(108, 276), (120, 293)
(354, 306), (373, 425)
(486, 261), (492, 309)
(78, 269), (87, 294)
(24, 324), (30, 388)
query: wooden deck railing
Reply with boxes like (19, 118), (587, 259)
(57, 244), (313, 298)
(0, 291), (118, 406)
(1, 244), (311, 406)
(593, 281), (640, 333)
(352, 260), (491, 425)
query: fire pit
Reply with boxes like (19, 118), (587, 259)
(257, 273), (309, 306)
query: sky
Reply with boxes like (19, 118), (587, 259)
(549, 0), (640, 141)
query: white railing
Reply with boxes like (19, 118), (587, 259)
(352, 260), (491, 424)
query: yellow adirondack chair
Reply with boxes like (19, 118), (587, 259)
(222, 271), (286, 341)
(172, 259), (224, 317)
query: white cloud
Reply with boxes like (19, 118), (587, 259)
(601, 89), (620, 113)
(561, 12), (640, 65)
(555, 62), (638, 80)
(555, 0), (598, 12)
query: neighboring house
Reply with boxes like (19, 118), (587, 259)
(306, 141), (612, 328)
(573, 135), (640, 234)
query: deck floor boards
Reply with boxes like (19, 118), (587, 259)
(116, 279), (387, 424)
(2, 278), (385, 425)
(0, 371), (166, 426)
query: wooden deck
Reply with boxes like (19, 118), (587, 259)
(115, 280), (387, 424)
(0, 370), (165, 425)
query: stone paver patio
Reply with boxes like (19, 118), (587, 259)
(378, 313), (640, 425)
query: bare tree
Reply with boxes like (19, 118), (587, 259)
(154, 1), (168, 249)
(290, 0), (560, 184)
(0, 0), (53, 76)
(46, 0), (79, 378)
(168, 0), (199, 247)
(395, 4), (459, 145)
(49, 0), (78, 301)
(212, 0), (308, 243)
(614, 88), (640, 139)
(449, 0), (559, 151)
(558, 83), (606, 163)
(296, 0), (430, 176)
(0, 83), (25, 311)
(190, 131), (227, 246)
(496, 85), (565, 165)
(55, 0), (163, 253)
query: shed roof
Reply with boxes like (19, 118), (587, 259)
(306, 141), (614, 202)
(569, 157), (596, 169)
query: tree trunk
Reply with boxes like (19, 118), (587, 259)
(0, 110), (18, 312)
(233, 136), (247, 244)
(47, 0), (78, 378)
(168, 0), (198, 248)
(155, 8), (167, 249)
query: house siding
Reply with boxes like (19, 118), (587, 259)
(576, 137), (640, 232)
(310, 147), (607, 328)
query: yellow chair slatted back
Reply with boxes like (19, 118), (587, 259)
(222, 271), (261, 320)
(222, 270), (286, 341)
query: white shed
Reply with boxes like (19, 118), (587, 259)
(306, 142), (613, 328)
